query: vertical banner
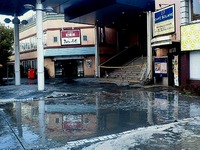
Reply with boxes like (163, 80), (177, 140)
(61, 30), (81, 45)
(173, 56), (179, 86)
(154, 57), (168, 77)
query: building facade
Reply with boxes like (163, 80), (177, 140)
(180, 0), (200, 86)
(153, 0), (200, 86)
(11, 14), (96, 78)
(152, 0), (181, 86)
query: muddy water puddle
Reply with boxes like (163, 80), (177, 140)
(1, 88), (200, 149)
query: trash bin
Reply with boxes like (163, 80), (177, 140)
(28, 68), (35, 79)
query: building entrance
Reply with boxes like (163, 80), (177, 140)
(55, 60), (83, 78)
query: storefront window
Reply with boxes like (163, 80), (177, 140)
(191, 0), (200, 21)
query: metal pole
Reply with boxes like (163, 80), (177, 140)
(13, 14), (21, 85)
(95, 26), (100, 77)
(36, 0), (45, 90)
(147, 11), (153, 79)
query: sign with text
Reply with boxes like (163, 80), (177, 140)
(154, 57), (168, 77)
(153, 5), (175, 37)
(61, 30), (81, 45)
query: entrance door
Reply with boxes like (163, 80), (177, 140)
(63, 60), (77, 77)
(55, 60), (83, 78)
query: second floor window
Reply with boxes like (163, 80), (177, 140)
(191, 0), (200, 21)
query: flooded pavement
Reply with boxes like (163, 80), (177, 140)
(0, 78), (200, 149)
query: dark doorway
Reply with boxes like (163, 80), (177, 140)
(55, 60), (83, 78)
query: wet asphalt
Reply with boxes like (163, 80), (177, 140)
(0, 78), (200, 150)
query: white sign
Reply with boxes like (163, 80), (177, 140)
(61, 30), (81, 45)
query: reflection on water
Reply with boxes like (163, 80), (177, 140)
(1, 90), (200, 149)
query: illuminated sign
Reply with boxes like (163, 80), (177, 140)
(153, 5), (175, 37)
(61, 30), (81, 45)
(181, 23), (200, 51)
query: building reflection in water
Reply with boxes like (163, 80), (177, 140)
(11, 90), (200, 145)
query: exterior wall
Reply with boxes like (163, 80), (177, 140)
(46, 30), (61, 47)
(10, 51), (37, 61)
(155, 0), (181, 41)
(81, 28), (95, 45)
(180, 0), (190, 25)
(84, 56), (95, 77)
(180, 0), (200, 86)
(153, 0), (181, 86)
(99, 27), (118, 62)
(82, 114), (97, 131)
(155, 48), (168, 57)
(20, 51), (37, 60)
(46, 113), (63, 130)
(45, 58), (55, 78)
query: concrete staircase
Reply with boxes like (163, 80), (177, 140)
(101, 57), (147, 83)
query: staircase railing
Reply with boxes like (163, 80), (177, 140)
(100, 45), (140, 67)
(99, 45), (141, 76)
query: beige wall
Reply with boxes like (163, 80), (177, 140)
(46, 113), (63, 130)
(82, 114), (97, 131)
(81, 28), (95, 45)
(43, 19), (90, 30)
(46, 30), (61, 46)
(45, 58), (55, 78)
(45, 28), (95, 47)
(84, 56), (95, 77)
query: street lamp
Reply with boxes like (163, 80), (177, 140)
(24, 0), (53, 91)
(4, 15), (28, 86)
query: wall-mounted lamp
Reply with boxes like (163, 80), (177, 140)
(159, 4), (171, 7)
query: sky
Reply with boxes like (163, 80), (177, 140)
(0, 10), (35, 27)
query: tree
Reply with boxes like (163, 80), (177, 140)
(0, 23), (14, 85)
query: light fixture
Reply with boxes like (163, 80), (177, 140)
(21, 20), (28, 25)
(44, 6), (54, 12)
(4, 18), (28, 25)
(4, 18), (11, 23)
(24, 3), (54, 12)
(24, 4), (35, 10)
(159, 4), (171, 7)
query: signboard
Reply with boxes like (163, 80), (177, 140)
(61, 30), (81, 45)
(181, 23), (200, 51)
(173, 56), (179, 86)
(153, 5), (175, 37)
(154, 57), (168, 77)
(63, 114), (82, 130)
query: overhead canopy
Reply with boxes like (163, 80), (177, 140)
(0, 0), (154, 28)
(63, 0), (155, 28)
(0, 0), (36, 16)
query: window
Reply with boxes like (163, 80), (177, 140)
(83, 35), (87, 41)
(55, 118), (60, 123)
(53, 36), (58, 42)
(191, 0), (200, 21)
